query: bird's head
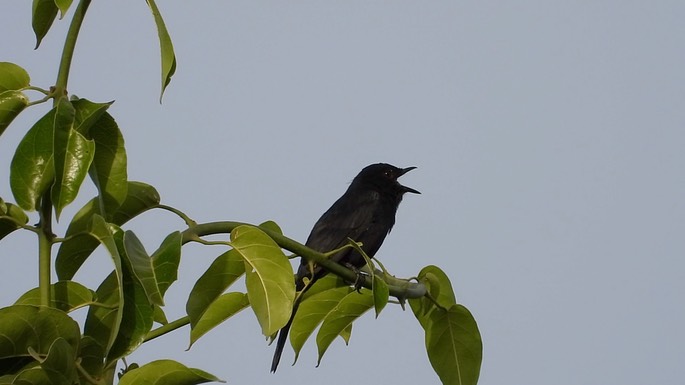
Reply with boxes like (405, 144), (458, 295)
(354, 163), (421, 196)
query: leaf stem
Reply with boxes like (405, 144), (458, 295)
(144, 315), (190, 343)
(53, 0), (92, 101)
(182, 221), (427, 300)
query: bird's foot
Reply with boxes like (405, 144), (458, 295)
(345, 263), (367, 292)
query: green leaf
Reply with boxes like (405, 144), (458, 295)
(0, 305), (80, 365)
(118, 359), (223, 385)
(0, 62), (31, 92)
(83, 273), (119, 365)
(189, 292), (250, 348)
(82, 216), (125, 359)
(109, 229), (154, 363)
(258, 220), (283, 235)
(86, 111), (129, 215)
(56, 181), (160, 280)
(372, 274), (389, 318)
(51, 99), (94, 219)
(54, 0), (73, 19)
(32, 0), (59, 49)
(145, 0), (177, 102)
(409, 265), (457, 330)
(186, 250), (245, 329)
(71, 98), (112, 135)
(338, 323), (352, 345)
(290, 286), (352, 365)
(40, 338), (78, 383)
(425, 305), (482, 385)
(123, 231), (164, 306)
(77, 336), (104, 382)
(152, 231), (182, 298)
(0, 201), (29, 241)
(230, 225), (295, 337)
(10, 107), (57, 211)
(14, 281), (95, 312)
(0, 90), (29, 138)
(153, 305), (168, 325)
(316, 290), (374, 366)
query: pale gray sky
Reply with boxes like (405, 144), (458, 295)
(2, 2), (685, 384)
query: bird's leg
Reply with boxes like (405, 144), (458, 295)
(345, 263), (367, 292)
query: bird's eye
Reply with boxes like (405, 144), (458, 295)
(383, 169), (393, 178)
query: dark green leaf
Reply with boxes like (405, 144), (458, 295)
(118, 359), (223, 385)
(10, 106), (57, 211)
(77, 336), (104, 382)
(290, 286), (352, 365)
(0, 201), (29, 241)
(316, 290), (373, 366)
(56, 181), (160, 280)
(71, 98), (112, 135)
(51, 99), (94, 219)
(152, 231), (182, 298)
(425, 305), (482, 385)
(258, 220), (283, 235)
(86, 111), (128, 215)
(108, 229), (154, 363)
(189, 292), (249, 348)
(145, 0), (177, 102)
(186, 250), (245, 329)
(0, 90), (28, 137)
(230, 225), (295, 336)
(14, 281), (95, 312)
(0, 305), (80, 365)
(123, 231), (164, 306)
(40, 338), (78, 383)
(32, 0), (59, 49)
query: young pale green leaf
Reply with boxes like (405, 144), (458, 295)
(54, 0), (73, 19)
(425, 304), (482, 385)
(14, 281), (95, 312)
(10, 106), (58, 211)
(0, 90), (29, 137)
(87, 112), (128, 214)
(338, 323), (352, 345)
(108, 229), (155, 364)
(409, 265), (457, 330)
(189, 292), (250, 348)
(186, 250), (245, 329)
(152, 231), (182, 298)
(0, 201), (29, 241)
(118, 359), (223, 385)
(0, 305), (80, 361)
(230, 225), (295, 337)
(259, 220), (283, 235)
(32, 0), (59, 49)
(0, 62), (31, 92)
(145, 0), (177, 102)
(290, 286), (352, 365)
(372, 274), (389, 318)
(123, 230), (164, 306)
(56, 181), (160, 280)
(316, 290), (374, 366)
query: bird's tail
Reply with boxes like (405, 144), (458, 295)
(271, 277), (310, 372)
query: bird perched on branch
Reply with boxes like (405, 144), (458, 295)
(270, 163), (420, 372)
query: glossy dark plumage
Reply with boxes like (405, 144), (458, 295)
(271, 163), (419, 372)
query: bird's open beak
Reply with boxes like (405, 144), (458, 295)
(398, 166), (420, 194)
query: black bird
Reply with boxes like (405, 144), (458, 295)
(270, 163), (420, 372)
